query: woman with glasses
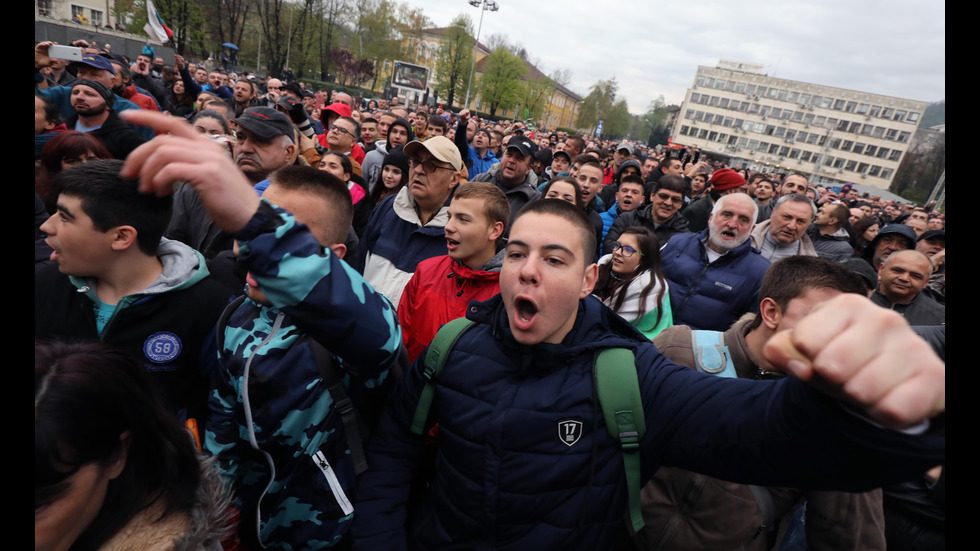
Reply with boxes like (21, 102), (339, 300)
(593, 226), (672, 339)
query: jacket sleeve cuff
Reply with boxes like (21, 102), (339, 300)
(233, 200), (282, 242)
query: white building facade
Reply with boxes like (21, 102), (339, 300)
(672, 61), (928, 189)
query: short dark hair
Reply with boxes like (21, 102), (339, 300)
(55, 160), (172, 255)
(268, 165), (353, 245)
(515, 198), (595, 265)
(427, 115), (448, 132)
(619, 174), (644, 189)
(565, 135), (585, 152)
(336, 116), (361, 139)
(655, 174), (688, 198)
(747, 256), (866, 330)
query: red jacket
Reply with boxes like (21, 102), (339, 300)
(397, 254), (502, 361)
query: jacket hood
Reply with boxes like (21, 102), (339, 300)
(69, 238), (210, 298)
(615, 159), (642, 181)
(468, 293), (646, 377)
(389, 118), (416, 143)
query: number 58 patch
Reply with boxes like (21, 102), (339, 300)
(143, 331), (182, 363)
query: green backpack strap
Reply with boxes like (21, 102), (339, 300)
(595, 347), (646, 534)
(410, 317), (475, 436)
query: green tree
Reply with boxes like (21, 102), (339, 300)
(604, 99), (631, 138)
(433, 14), (473, 109)
(576, 78), (618, 136)
(352, 0), (401, 90)
(478, 46), (526, 117)
(518, 74), (556, 122)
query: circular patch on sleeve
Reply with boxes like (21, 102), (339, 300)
(143, 332), (183, 363)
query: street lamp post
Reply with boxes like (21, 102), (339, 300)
(463, 0), (498, 110)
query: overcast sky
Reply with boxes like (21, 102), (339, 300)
(411, 0), (945, 114)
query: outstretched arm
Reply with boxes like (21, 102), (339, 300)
(763, 293), (944, 429)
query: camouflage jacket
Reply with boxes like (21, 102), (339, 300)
(204, 200), (401, 550)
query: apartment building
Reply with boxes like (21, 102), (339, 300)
(672, 60), (928, 189)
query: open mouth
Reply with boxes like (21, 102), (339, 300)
(720, 228), (737, 239)
(514, 297), (538, 325)
(446, 237), (460, 251)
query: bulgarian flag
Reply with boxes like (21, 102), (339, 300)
(144, 0), (173, 43)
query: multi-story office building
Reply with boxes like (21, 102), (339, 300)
(672, 60), (928, 189)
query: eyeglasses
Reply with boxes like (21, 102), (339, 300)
(328, 124), (354, 137)
(408, 157), (454, 174)
(613, 243), (642, 257)
(654, 192), (682, 204)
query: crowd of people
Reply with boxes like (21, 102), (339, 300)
(35, 40), (944, 551)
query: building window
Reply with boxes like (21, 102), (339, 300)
(869, 165), (881, 177)
(897, 131), (910, 143)
(680, 125), (690, 135)
(789, 148), (800, 159)
(830, 138), (842, 149)
(709, 96), (720, 107)
(865, 145), (878, 156)
(787, 91), (799, 103)
(870, 105), (882, 117)
(736, 83), (746, 93)
(849, 121), (862, 133)
(684, 109), (694, 120)
(723, 117), (733, 127)
(907, 112), (920, 123)
(709, 131), (718, 141)
(885, 128), (897, 140)
(799, 93), (810, 104)
(833, 99), (846, 110)
(71, 4), (85, 20)
(845, 101), (857, 113)
(873, 126), (885, 138)
(857, 103), (870, 114)
(774, 127), (786, 138)
(778, 90), (788, 101)
(877, 147), (890, 159)
(852, 143), (865, 155)
(719, 98), (729, 109)
(861, 124), (874, 136)
(38, 0), (53, 15)
(779, 146), (789, 156)
(821, 97), (833, 109)
(845, 160), (857, 171)
(748, 139), (759, 150)
(857, 162), (869, 173)
(881, 168), (894, 179)
(786, 130), (797, 141)
(690, 93), (700, 103)
(807, 134), (819, 144)
(715, 79), (726, 89)
(841, 140), (853, 151)
(713, 114), (724, 125)
(800, 151), (812, 162)
(889, 150), (902, 161)
(833, 158), (845, 169)
(894, 110), (907, 122)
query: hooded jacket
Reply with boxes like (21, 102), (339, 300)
(35, 238), (228, 422)
(397, 250), (503, 362)
(352, 294), (943, 551)
(362, 118), (416, 189)
(204, 201), (400, 549)
(808, 224), (855, 259)
(597, 159), (643, 207)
